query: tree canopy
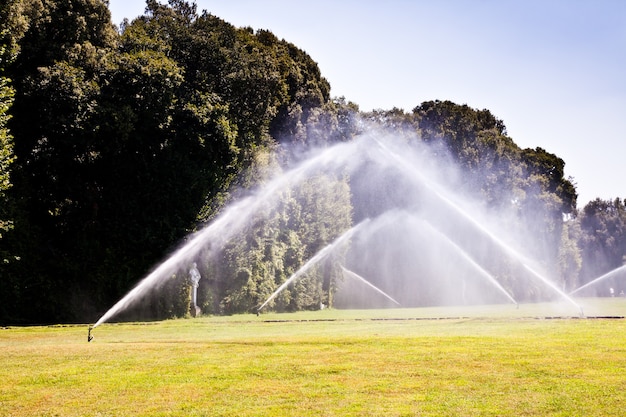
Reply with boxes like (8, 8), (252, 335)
(0, 1), (623, 324)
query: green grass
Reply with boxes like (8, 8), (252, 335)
(2, 299), (626, 416)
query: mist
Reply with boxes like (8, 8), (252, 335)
(94, 121), (588, 325)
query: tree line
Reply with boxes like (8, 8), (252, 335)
(0, 0), (624, 324)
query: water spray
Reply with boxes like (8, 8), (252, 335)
(416, 216), (518, 307)
(340, 266), (401, 306)
(92, 141), (362, 327)
(522, 264), (584, 317)
(257, 219), (371, 312)
(90, 132), (590, 324)
(570, 265), (626, 296)
(373, 137), (584, 317)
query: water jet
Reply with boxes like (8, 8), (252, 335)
(257, 219), (370, 312)
(571, 265), (626, 296)
(340, 266), (401, 306)
(92, 141), (367, 327)
(92, 130), (585, 324)
(371, 137), (584, 316)
(415, 217), (518, 306)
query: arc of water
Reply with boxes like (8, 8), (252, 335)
(570, 265), (626, 295)
(372, 138), (531, 264)
(416, 218), (518, 306)
(257, 219), (370, 312)
(93, 140), (368, 328)
(372, 138), (584, 316)
(92, 197), (252, 328)
(522, 263), (584, 317)
(340, 266), (401, 306)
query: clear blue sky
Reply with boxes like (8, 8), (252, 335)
(109, 0), (626, 207)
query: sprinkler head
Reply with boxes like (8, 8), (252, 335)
(87, 326), (93, 342)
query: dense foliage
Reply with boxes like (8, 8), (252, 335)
(0, 0), (623, 324)
(0, 50), (15, 257)
(577, 198), (626, 292)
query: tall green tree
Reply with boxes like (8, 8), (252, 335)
(413, 100), (578, 297)
(414, 100), (525, 207)
(558, 218), (582, 291)
(516, 147), (577, 275)
(204, 172), (352, 315)
(2, 0), (339, 323)
(578, 198), (626, 288)
(3, 0), (119, 322)
(0, 76), (14, 247)
(0, 0), (17, 248)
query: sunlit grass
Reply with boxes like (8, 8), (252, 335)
(2, 300), (626, 416)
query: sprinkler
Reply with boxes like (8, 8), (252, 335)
(87, 325), (93, 342)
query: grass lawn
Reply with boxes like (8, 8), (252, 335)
(2, 299), (626, 416)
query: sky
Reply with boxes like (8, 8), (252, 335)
(108, 0), (626, 208)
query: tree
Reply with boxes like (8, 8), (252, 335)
(5, 1), (593, 322)
(287, 174), (352, 309)
(0, 0), (17, 258)
(578, 198), (626, 290)
(558, 218), (582, 291)
(1, 0), (119, 322)
(414, 100), (507, 169)
(516, 147), (577, 273)
(414, 100), (522, 205)
(0, 76), (14, 247)
(204, 172), (352, 314)
(0, 0), (24, 320)
(268, 37), (331, 145)
(1, 0), (338, 323)
(413, 101), (579, 298)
